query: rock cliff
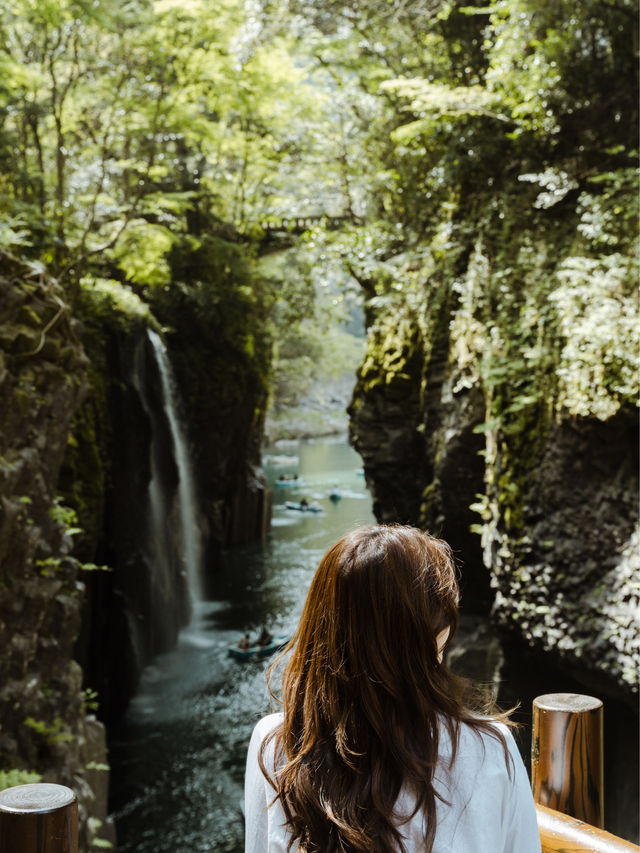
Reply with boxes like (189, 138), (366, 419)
(64, 235), (272, 723)
(0, 251), (113, 849)
(0, 242), (274, 849)
(349, 263), (638, 705)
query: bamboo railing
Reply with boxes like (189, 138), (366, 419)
(1, 693), (638, 852)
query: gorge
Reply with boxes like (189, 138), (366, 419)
(0, 0), (638, 850)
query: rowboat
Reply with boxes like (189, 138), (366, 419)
(228, 635), (291, 661)
(285, 501), (322, 513)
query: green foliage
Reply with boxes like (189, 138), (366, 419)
(88, 817), (114, 849)
(82, 688), (100, 713)
(35, 556), (62, 578)
(23, 716), (74, 744)
(86, 760), (109, 771)
(78, 277), (155, 334)
(2, 0), (637, 445)
(0, 0), (333, 303)
(318, 0), (637, 427)
(48, 497), (81, 534)
(0, 768), (42, 790)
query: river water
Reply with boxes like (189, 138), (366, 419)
(109, 437), (375, 853)
(108, 436), (638, 849)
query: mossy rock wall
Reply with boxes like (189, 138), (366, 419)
(485, 407), (639, 702)
(349, 221), (639, 702)
(150, 234), (273, 569)
(0, 252), (113, 850)
(62, 235), (273, 721)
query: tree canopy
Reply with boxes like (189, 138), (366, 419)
(1, 0), (637, 420)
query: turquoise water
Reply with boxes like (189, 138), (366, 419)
(109, 437), (374, 853)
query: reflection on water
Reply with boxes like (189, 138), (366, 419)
(109, 437), (374, 853)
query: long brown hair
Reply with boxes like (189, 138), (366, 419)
(260, 524), (512, 853)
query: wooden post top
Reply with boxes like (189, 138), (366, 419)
(0, 783), (76, 814)
(534, 693), (603, 712)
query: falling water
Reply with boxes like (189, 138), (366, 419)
(147, 329), (203, 604)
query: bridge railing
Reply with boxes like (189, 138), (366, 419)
(1, 693), (638, 852)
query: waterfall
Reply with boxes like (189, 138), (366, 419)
(147, 329), (203, 605)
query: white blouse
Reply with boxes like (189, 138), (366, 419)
(244, 712), (542, 853)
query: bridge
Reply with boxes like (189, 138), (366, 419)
(259, 214), (358, 236)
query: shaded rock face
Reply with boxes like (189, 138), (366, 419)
(488, 407), (639, 703)
(348, 320), (428, 526)
(418, 370), (491, 611)
(349, 316), (491, 611)
(349, 310), (638, 703)
(67, 289), (271, 722)
(71, 330), (192, 724)
(0, 253), (112, 850)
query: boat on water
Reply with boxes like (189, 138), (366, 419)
(264, 454), (299, 465)
(285, 500), (322, 513)
(228, 634), (291, 661)
(329, 487), (342, 502)
(275, 477), (303, 487)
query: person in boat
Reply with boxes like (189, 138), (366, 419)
(245, 524), (541, 853)
(256, 626), (272, 647)
(237, 633), (251, 650)
(299, 498), (308, 509)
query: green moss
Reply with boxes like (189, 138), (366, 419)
(358, 311), (424, 397)
(77, 277), (157, 337)
(58, 309), (110, 558)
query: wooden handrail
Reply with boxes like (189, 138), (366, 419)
(0, 782), (78, 853)
(532, 692), (639, 853)
(537, 803), (640, 853)
(2, 694), (639, 853)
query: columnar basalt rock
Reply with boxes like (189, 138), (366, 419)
(349, 294), (639, 704)
(485, 407), (639, 703)
(0, 252), (113, 851)
(69, 327), (192, 724)
(349, 306), (492, 612)
(68, 304), (272, 722)
(348, 315), (427, 526)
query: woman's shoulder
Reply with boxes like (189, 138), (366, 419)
(249, 712), (284, 755)
(457, 716), (513, 741)
(247, 713), (285, 785)
(442, 716), (519, 768)
(253, 712), (283, 738)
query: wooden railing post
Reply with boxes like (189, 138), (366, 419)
(532, 692), (604, 827)
(0, 783), (78, 853)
